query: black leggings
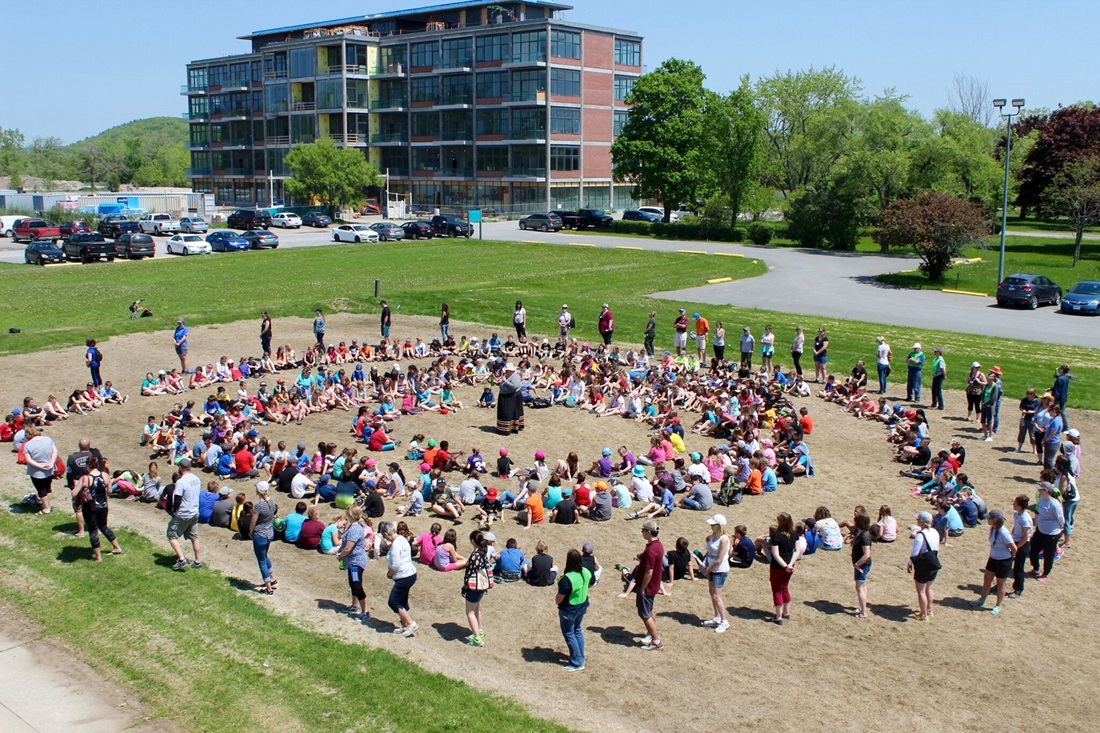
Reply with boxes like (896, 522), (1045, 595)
(966, 392), (982, 414)
(1012, 540), (1030, 593)
(791, 351), (802, 376)
(1029, 530), (1060, 577)
(81, 504), (116, 550)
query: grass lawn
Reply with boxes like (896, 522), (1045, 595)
(1006, 215), (1100, 235)
(0, 511), (571, 733)
(0, 238), (1096, 408)
(874, 235), (1100, 295)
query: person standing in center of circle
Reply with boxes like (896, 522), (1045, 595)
(260, 311), (272, 357)
(905, 342), (925, 403)
(173, 317), (189, 374)
(693, 312), (709, 361)
(643, 311), (656, 357)
(598, 304), (614, 345)
(439, 302), (450, 342)
(496, 363), (524, 435)
(513, 300), (527, 340)
(673, 308), (689, 356)
(313, 308), (326, 350)
(930, 347), (947, 411)
(85, 338), (103, 388)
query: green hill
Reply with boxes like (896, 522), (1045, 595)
(72, 116), (188, 150)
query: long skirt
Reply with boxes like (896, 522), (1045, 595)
(496, 392), (525, 434)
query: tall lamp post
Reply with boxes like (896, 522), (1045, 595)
(993, 97), (1025, 284)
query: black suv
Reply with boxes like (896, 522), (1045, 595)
(226, 209), (272, 230)
(430, 214), (472, 238)
(63, 232), (116, 263)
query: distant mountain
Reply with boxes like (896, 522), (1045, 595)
(72, 117), (188, 150)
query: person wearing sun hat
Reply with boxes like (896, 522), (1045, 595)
(964, 361), (987, 421)
(981, 366), (1004, 442)
(905, 342), (925, 403)
(495, 362), (524, 435)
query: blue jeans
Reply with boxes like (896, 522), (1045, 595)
(1065, 500), (1079, 536)
(907, 370), (922, 401)
(253, 535), (273, 583)
(441, 323), (449, 341)
(876, 363), (888, 394)
(558, 602), (588, 668)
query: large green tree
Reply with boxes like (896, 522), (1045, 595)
(1043, 156), (1100, 267)
(701, 78), (765, 224)
(0, 128), (26, 178)
(284, 138), (384, 216)
(611, 58), (711, 221)
(926, 110), (1002, 209)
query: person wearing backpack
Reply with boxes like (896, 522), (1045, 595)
(71, 455), (121, 562)
(85, 338), (104, 388)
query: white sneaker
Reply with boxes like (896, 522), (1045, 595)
(714, 620), (730, 634)
(634, 634), (652, 645)
(402, 621), (419, 637)
(702, 617), (719, 627)
(983, 436), (993, 442)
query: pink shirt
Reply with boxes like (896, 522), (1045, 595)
(415, 532), (438, 565)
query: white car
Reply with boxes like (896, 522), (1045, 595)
(332, 224), (380, 243)
(0, 216), (26, 238)
(271, 212), (303, 229)
(180, 216), (209, 233)
(166, 234), (212, 255)
(638, 206), (679, 223)
(139, 213), (182, 235)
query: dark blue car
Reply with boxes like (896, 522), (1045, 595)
(301, 212), (332, 228)
(206, 230), (250, 252)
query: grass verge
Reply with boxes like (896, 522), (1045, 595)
(0, 508), (571, 733)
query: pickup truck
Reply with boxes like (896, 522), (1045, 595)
(98, 215), (141, 240)
(12, 219), (63, 243)
(558, 209), (613, 230)
(138, 213), (181, 235)
(430, 214), (472, 238)
(63, 232), (116, 263)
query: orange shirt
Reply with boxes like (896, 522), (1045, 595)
(746, 469), (763, 495)
(423, 447), (440, 467)
(799, 415), (814, 435)
(695, 317), (709, 336)
(526, 492), (545, 524)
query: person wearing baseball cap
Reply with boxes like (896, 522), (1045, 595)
(965, 361), (987, 421)
(631, 519), (665, 651)
(173, 317), (190, 374)
(905, 342), (925, 403)
(907, 510), (939, 621)
(1029, 482), (1065, 581)
(969, 508), (1014, 616)
(673, 308), (689, 356)
(930, 347), (947, 410)
(980, 365), (1004, 442)
(699, 514), (731, 633)
(694, 312), (710, 362)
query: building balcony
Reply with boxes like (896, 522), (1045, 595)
(185, 141), (210, 151)
(214, 79), (251, 92)
(435, 55), (473, 73)
(504, 167), (547, 180)
(185, 168), (212, 177)
(210, 139), (253, 150)
(438, 130), (473, 143)
(371, 132), (408, 144)
(504, 53), (547, 68)
(371, 98), (408, 112)
(503, 90), (547, 105)
(263, 70), (289, 82)
(321, 133), (363, 145)
(371, 63), (407, 77)
(509, 129), (547, 142)
(266, 135), (291, 147)
(211, 167), (253, 177)
(436, 93), (473, 108)
(291, 101), (316, 112)
(209, 108), (254, 122)
(321, 63), (370, 76)
(436, 167), (473, 178)
(182, 112), (209, 122)
(181, 84), (207, 95)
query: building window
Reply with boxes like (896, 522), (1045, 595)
(512, 146), (545, 175)
(550, 30), (581, 59)
(251, 90), (264, 113)
(264, 53), (287, 79)
(614, 75), (636, 101)
(264, 85), (288, 114)
(346, 44), (368, 72)
(511, 30), (546, 63)
(511, 69), (545, 101)
(614, 38), (641, 66)
(550, 107), (580, 135)
(477, 146), (508, 172)
(441, 76), (472, 105)
(230, 62), (249, 86)
(410, 77), (437, 103)
(550, 145), (580, 171)
(289, 48), (314, 78)
(476, 110), (508, 135)
(511, 109), (545, 138)
(346, 80), (369, 108)
(208, 65), (228, 87)
(614, 110), (628, 136)
(477, 71), (508, 100)
(290, 115), (316, 144)
(208, 94), (229, 116)
(188, 67), (207, 91)
(410, 41), (439, 68)
(441, 37), (472, 68)
(476, 34), (508, 62)
(190, 125), (209, 146)
(411, 112), (440, 137)
(316, 79), (342, 109)
(551, 69), (581, 98)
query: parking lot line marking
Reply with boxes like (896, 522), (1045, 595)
(677, 249), (707, 255)
(568, 242), (596, 247)
(616, 245), (643, 250)
(707, 276), (733, 284)
(521, 240), (541, 244)
(713, 252), (744, 258)
(942, 288), (989, 298)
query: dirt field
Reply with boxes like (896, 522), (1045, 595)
(1, 313), (1094, 733)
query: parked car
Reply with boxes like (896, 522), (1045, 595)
(227, 209), (272, 230)
(138, 213), (181, 235)
(62, 232), (115, 263)
(430, 214), (472, 238)
(332, 224), (380, 243)
(241, 229), (279, 249)
(1060, 280), (1100, 315)
(622, 210), (661, 223)
(206, 230), (250, 252)
(59, 220), (92, 237)
(179, 216), (210, 234)
(995, 273), (1062, 309)
(369, 221), (405, 241)
(12, 219), (62, 243)
(558, 209), (613, 229)
(166, 234), (212, 256)
(301, 212), (332, 228)
(271, 212), (302, 229)
(519, 213), (563, 232)
(400, 221), (434, 240)
(24, 240), (66, 265)
(115, 232), (156, 259)
(0, 216), (27, 238)
(638, 206), (678, 223)
(97, 215), (140, 240)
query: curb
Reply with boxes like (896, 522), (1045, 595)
(707, 277), (733, 284)
(942, 288), (988, 298)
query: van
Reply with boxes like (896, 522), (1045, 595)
(0, 216), (27, 238)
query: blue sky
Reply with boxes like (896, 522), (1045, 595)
(1, 0), (1095, 143)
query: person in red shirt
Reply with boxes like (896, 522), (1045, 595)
(629, 521), (665, 651)
(573, 478), (592, 509)
(233, 442), (259, 479)
(798, 407), (814, 435)
(431, 440), (464, 471)
(368, 423), (396, 452)
(598, 304), (614, 345)
(297, 506), (325, 550)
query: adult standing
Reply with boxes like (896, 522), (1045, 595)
(379, 300), (392, 339)
(85, 338), (103, 388)
(693, 313), (709, 361)
(439, 302), (450, 341)
(812, 328), (828, 383)
(1016, 388), (1040, 454)
(969, 509), (1016, 616)
(513, 300), (527, 340)
(67, 438), (107, 538)
(71, 455), (121, 562)
(851, 513), (872, 618)
(759, 325), (775, 373)
(23, 425), (58, 516)
(462, 530), (494, 647)
(1027, 481), (1064, 581)
(556, 548), (593, 671)
(337, 505), (371, 619)
(981, 366), (1004, 442)
(251, 481), (278, 595)
(381, 521), (418, 637)
(495, 362), (524, 435)
(313, 308), (326, 350)
(965, 362), (987, 421)
(1040, 404), (1064, 470)
(173, 318), (190, 374)
(791, 326), (805, 378)
(1051, 364), (1074, 429)
(643, 311), (656, 357)
(1008, 495), (1033, 599)
(166, 458), (203, 571)
(739, 327), (754, 370)
(628, 520), (664, 651)
(700, 514), (731, 633)
(905, 342), (924, 403)
(598, 304), (614, 346)
(875, 336), (892, 395)
(557, 304), (572, 342)
(930, 347), (947, 411)
(673, 308), (689, 356)
(906, 511), (939, 622)
(768, 512), (800, 625)
(713, 322), (726, 363)
(260, 311), (272, 357)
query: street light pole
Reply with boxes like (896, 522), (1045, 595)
(993, 97), (1025, 284)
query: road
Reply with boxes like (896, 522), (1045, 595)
(2, 220), (1094, 347)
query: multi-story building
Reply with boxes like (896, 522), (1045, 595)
(182, 0), (643, 213)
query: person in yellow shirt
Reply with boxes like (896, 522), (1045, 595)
(667, 429), (686, 455)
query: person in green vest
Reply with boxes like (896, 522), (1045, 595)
(905, 343), (925, 403)
(930, 347), (948, 411)
(555, 548), (594, 672)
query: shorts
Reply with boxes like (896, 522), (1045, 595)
(30, 476), (53, 498)
(761, 345), (775, 357)
(708, 571), (728, 589)
(464, 589), (486, 604)
(166, 515), (199, 541)
(854, 561), (872, 583)
(175, 344), (188, 356)
(814, 355), (827, 365)
(695, 335), (707, 349)
(674, 332), (687, 349)
(635, 592), (655, 620)
(912, 561), (938, 584)
(985, 556), (1012, 579)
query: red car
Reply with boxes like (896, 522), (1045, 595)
(59, 220), (92, 237)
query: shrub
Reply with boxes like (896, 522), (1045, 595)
(609, 220), (655, 236)
(747, 222), (773, 245)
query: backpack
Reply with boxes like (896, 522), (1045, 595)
(530, 397), (551, 409)
(94, 348), (104, 364)
(568, 315), (576, 328)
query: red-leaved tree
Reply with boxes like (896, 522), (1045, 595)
(875, 190), (988, 281)
(1015, 105), (1100, 218)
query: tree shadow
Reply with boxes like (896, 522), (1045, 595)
(803, 599), (848, 616)
(867, 602), (915, 623)
(520, 646), (567, 665)
(431, 621), (471, 642)
(658, 610), (702, 627)
(55, 545), (89, 564)
(587, 624), (637, 648)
